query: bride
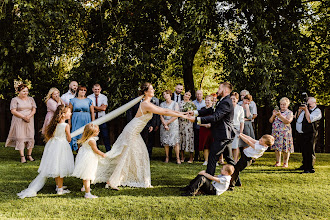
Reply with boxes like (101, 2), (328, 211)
(93, 82), (188, 189)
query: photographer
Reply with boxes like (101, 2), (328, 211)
(295, 97), (322, 173)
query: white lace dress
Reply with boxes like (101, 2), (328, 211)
(160, 101), (180, 147)
(17, 123), (74, 199)
(72, 137), (101, 181)
(93, 107), (153, 188)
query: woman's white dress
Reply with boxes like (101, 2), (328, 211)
(17, 123), (74, 198)
(72, 137), (100, 181)
(93, 107), (153, 188)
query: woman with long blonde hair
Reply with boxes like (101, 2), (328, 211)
(41, 87), (64, 135)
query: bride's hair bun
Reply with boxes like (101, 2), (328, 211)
(138, 82), (151, 96)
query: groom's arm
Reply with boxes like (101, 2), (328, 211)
(200, 101), (230, 124)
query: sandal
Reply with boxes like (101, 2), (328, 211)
(164, 157), (169, 163)
(27, 155), (35, 162)
(274, 162), (281, 167)
(20, 156), (26, 163)
(282, 163), (288, 168)
(176, 158), (181, 164)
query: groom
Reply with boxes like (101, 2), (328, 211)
(188, 82), (235, 175)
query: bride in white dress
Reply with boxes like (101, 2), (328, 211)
(93, 82), (188, 189)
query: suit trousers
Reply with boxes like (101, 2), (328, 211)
(296, 132), (317, 171)
(206, 139), (235, 175)
(194, 127), (200, 160)
(230, 152), (252, 187)
(187, 175), (217, 195)
(99, 123), (111, 152)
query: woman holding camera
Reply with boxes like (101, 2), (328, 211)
(269, 97), (294, 168)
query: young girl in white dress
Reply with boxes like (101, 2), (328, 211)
(72, 123), (106, 199)
(17, 105), (74, 198)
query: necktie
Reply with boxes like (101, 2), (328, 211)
(95, 96), (98, 119)
(176, 95), (179, 102)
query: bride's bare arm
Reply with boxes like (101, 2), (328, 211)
(143, 102), (186, 118)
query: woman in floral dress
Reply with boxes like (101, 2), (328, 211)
(269, 97), (294, 168)
(179, 91), (196, 163)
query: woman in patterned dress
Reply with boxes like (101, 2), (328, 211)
(269, 97), (294, 168)
(160, 90), (181, 164)
(6, 84), (37, 163)
(179, 91), (196, 163)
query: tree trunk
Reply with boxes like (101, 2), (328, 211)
(182, 41), (202, 99)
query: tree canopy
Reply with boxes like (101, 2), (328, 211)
(0, 0), (328, 108)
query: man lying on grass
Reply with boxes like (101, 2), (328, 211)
(228, 133), (274, 191)
(180, 164), (234, 196)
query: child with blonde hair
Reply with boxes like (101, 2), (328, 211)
(17, 105), (74, 198)
(72, 123), (106, 199)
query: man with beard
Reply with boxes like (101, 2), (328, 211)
(188, 82), (235, 175)
(61, 81), (78, 106)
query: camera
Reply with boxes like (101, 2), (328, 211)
(300, 92), (309, 107)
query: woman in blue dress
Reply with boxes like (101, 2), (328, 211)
(69, 85), (94, 152)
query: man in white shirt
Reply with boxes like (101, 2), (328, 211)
(87, 84), (111, 152)
(61, 81), (78, 106)
(238, 90), (258, 123)
(192, 90), (206, 161)
(295, 97), (322, 173)
(229, 133), (274, 190)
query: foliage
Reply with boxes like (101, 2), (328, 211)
(0, 144), (329, 219)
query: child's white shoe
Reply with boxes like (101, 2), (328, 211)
(84, 193), (98, 199)
(202, 161), (208, 166)
(105, 184), (109, 189)
(57, 188), (70, 195)
(216, 162), (219, 166)
(55, 185), (67, 192)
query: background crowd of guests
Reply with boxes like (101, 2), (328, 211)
(4, 81), (323, 174)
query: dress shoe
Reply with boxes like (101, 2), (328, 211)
(181, 192), (193, 196)
(296, 165), (304, 170)
(227, 187), (234, 191)
(301, 170), (315, 174)
(179, 186), (190, 191)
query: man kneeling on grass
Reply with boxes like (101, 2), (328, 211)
(180, 164), (235, 196)
(228, 133), (275, 191)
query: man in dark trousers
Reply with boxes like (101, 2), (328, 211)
(295, 97), (322, 173)
(188, 82), (235, 175)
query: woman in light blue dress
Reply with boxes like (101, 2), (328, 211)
(69, 85), (94, 152)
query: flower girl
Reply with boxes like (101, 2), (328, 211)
(17, 105), (74, 198)
(72, 123), (106, 199)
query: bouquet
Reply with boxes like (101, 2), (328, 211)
(183, 102), (197, 112)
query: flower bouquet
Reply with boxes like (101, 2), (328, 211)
(182, 102), (197, 122)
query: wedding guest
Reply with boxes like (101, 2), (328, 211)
(238, 90), (257, 126)
(295, 97), (322, 173)
(179, 91), (196, 163)
(193, 90), (206, 161)
(172, 83), (184, 103)
(41, 88), (64, 135)
(211, 93), (217, 106)
(230, 92), (244, 162)
(87, 84), (111, 152)
(199, 95), (213, 165)
(160, 90), (181, 164)
(69, 85), (94, 152)
(5, 84), (37, 163)
(238, 94), (255, 148)
(269, 97), (294, 168)
(61, 81), (78, 106)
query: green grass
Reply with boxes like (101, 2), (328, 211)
(0, 143), (329, 220)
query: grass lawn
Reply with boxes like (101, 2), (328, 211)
(0, 143), (329, 219)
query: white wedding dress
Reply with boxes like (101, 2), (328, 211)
(93, 105), (153, 188)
